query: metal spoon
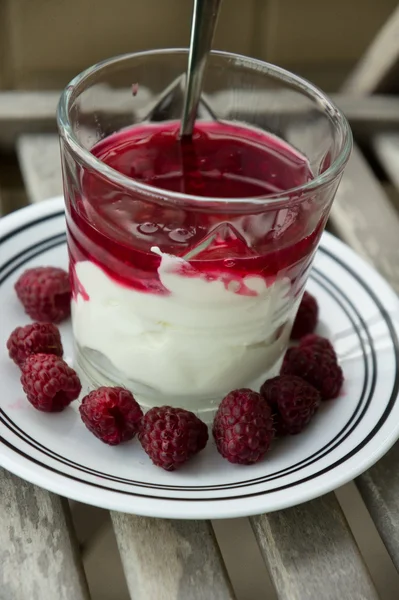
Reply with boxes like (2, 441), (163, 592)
(142, 74), (217, 123)
(180, 0), (223, 138)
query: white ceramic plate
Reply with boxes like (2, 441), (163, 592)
(1, 197), (399, 519)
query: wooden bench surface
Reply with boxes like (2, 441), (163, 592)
(1, 92), (399, 599)
(0, 470), (90, 600)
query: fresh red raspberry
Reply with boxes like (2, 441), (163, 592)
(291, 291), (319, 340)
(213, 389), (274, 465)
(79, 387), (143, 445)
(7, 322), (63, 368)
(139, 406), (208, 471)
(261, 375), (321, 435)
(15, 267), (71, 323)
(281, 344), (344, 400)
(21, 353), (81, 412)
(300, 334), (336, 357)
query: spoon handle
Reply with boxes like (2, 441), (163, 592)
(180, 0), (223, 138)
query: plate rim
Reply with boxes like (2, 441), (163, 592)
(1, 196), (399, 519)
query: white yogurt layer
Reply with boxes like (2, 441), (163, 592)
(72, 251), (294, 409)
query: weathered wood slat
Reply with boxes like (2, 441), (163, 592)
(1, 92), (399, 148)
(111, 514), (236, 600)
(250, 493), (379, 600)
(17, 135), (63, 202)
(0, 92), (61, 148)
(0, 469), (90, 600)
(17, 132), (235, 600)
(330, 144), (399, 571)
(334, 94), (399, 127)
(330, 144), (399, 293)
(373, 132), (399, 193)
(356, 462), (399, 573)
(342, 5), (399, 94)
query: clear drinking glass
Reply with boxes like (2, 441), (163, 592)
(57, 49), (352, 418)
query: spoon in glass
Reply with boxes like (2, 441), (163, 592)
(180, 0), (223, 138)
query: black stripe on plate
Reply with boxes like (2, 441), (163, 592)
(0, 210), (65, 245)
(0, 232), (372, 489)
(0, 255), (373, 491)
(0, 234), (67, 285)
(0, 212), (397, 502)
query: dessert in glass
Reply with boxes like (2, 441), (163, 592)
(57, 49), (352, 419)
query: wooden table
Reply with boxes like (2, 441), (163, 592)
(1, 91), (399, 600)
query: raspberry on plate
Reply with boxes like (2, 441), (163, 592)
(15, 267), (71, 323)
(21, 353), (81, 412)
(7, 322), (63, 368)
(281, 343), (344, 401)
(139, 406), (208, 471)
(261, 375), (321, 435)
(291, 291), (319, 340)
(79, 387), (143, 446)
(213, 388), (274, 465)
(300, 333), (336, 357)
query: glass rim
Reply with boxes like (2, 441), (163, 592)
(57, 48), (353, 208)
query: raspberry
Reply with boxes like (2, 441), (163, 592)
(291, 291), (318, 339)
(300, 334), (336, 357)
(79, 387), (143, 445)
(7, 322), (63, 368)
(261, 375), (321, 435)
(139, 406), (208, 471)
(281, 344), (343, 400)
(15, 267), (71, 323)
(213, 389), (274, 465)
(21, 353), (81, 412)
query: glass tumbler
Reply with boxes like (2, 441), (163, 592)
(57, 49), (352, 418)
